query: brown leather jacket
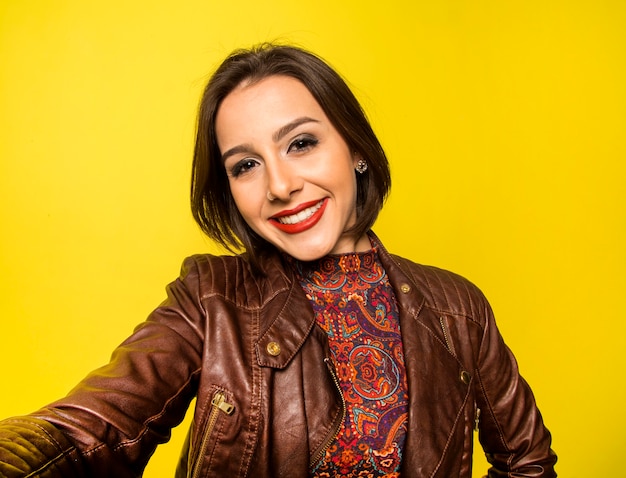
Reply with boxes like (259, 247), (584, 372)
(0, 234), (556, 477)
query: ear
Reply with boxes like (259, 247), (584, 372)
(353, 151), (368, 175)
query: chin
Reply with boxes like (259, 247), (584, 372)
(283, 244), (333, 262)
(286, 251), (325, 262)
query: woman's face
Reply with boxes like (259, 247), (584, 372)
(215, 75), (371, 261)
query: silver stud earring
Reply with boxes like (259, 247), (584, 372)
(355, 159), (368, 174)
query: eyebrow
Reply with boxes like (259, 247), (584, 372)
(221, 116), (320, 163)
(272, 116), (319, 142)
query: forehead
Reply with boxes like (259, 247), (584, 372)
(215, 75), (325, 138)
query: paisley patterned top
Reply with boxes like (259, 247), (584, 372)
(294, 248), (409, 477)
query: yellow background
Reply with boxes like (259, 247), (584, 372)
(1, 1), (624, 476)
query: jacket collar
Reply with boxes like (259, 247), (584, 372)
(253, 231), (427, 369)
(367, 231), (427, 321)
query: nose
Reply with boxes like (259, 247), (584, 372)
(266, 159), (302, 202)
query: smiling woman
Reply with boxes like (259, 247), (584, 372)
(191, 45), (391, 269)
(216, 75), (369, 260)
(0, 44), (557, 477)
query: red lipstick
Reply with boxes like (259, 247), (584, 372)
(270, 198), (327, 234)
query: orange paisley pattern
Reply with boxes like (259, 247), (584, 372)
(294, 248), (409, 477)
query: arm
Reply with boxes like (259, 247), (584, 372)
(474, 300), (557, 477)
(0, 417), (84, 477)
(0, 257), (206, 477)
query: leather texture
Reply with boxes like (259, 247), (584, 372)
(0, 233), (557, 477)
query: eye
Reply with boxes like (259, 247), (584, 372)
(287, 135), (318, 154)
(228, 158), (259, 178)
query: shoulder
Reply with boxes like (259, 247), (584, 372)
(388, 254), (492, 324)
(174, 252), (292, 309)
(180, 253), (250, 281)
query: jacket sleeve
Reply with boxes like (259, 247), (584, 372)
(474, 295), (557, 477)
(0, 256), (207, 477)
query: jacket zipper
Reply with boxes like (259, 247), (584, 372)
(474, 405), (481, 432)
(440, 316), (479, 432)
(439, 316), (454, 354)
(191, 390), (235, 478)
(309, 358), (346, 468)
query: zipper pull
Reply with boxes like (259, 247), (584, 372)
(211, 392), (235, 415)
(474, 407), (481, 431)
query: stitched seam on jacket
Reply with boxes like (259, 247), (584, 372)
(237, 307), (262, 477)
(255, 284), (317, 368)
(474, 331), (513, 466)
(420, 266), (484, 327)
(195, 255), (289, 310)
(199, 288), (288, 311)
(428, 384), (472, 478)
(110, 366), (202, 452)
(415, 309), (465, 365)
(391, 250), (486, 329)
(4, 418), (79, 478)
(24, 451), (77, 478)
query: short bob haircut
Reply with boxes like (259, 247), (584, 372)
(191, 43), (391, 267)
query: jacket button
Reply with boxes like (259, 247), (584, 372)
(460, 371), (471, 385)
(400, 283), (411, 293)
(266, 341), (281, 357)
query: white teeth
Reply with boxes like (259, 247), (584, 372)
(278, 201), (323, 225)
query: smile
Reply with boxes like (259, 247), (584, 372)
(270, 199), (327, 234)
(277, 201), (323, 224)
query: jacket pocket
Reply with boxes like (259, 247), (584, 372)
(189, 388), (235, 478)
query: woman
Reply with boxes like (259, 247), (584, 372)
(0, 44), (557, 477)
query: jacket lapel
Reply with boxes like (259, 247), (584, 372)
(376, 235), (473, 476)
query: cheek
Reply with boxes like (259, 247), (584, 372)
(229, 181), (261, 222)
(333, 164), (358, 198)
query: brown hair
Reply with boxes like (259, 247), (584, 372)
(191, 43), (391, 267)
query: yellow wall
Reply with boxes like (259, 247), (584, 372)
(1, 1), (624, 476)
